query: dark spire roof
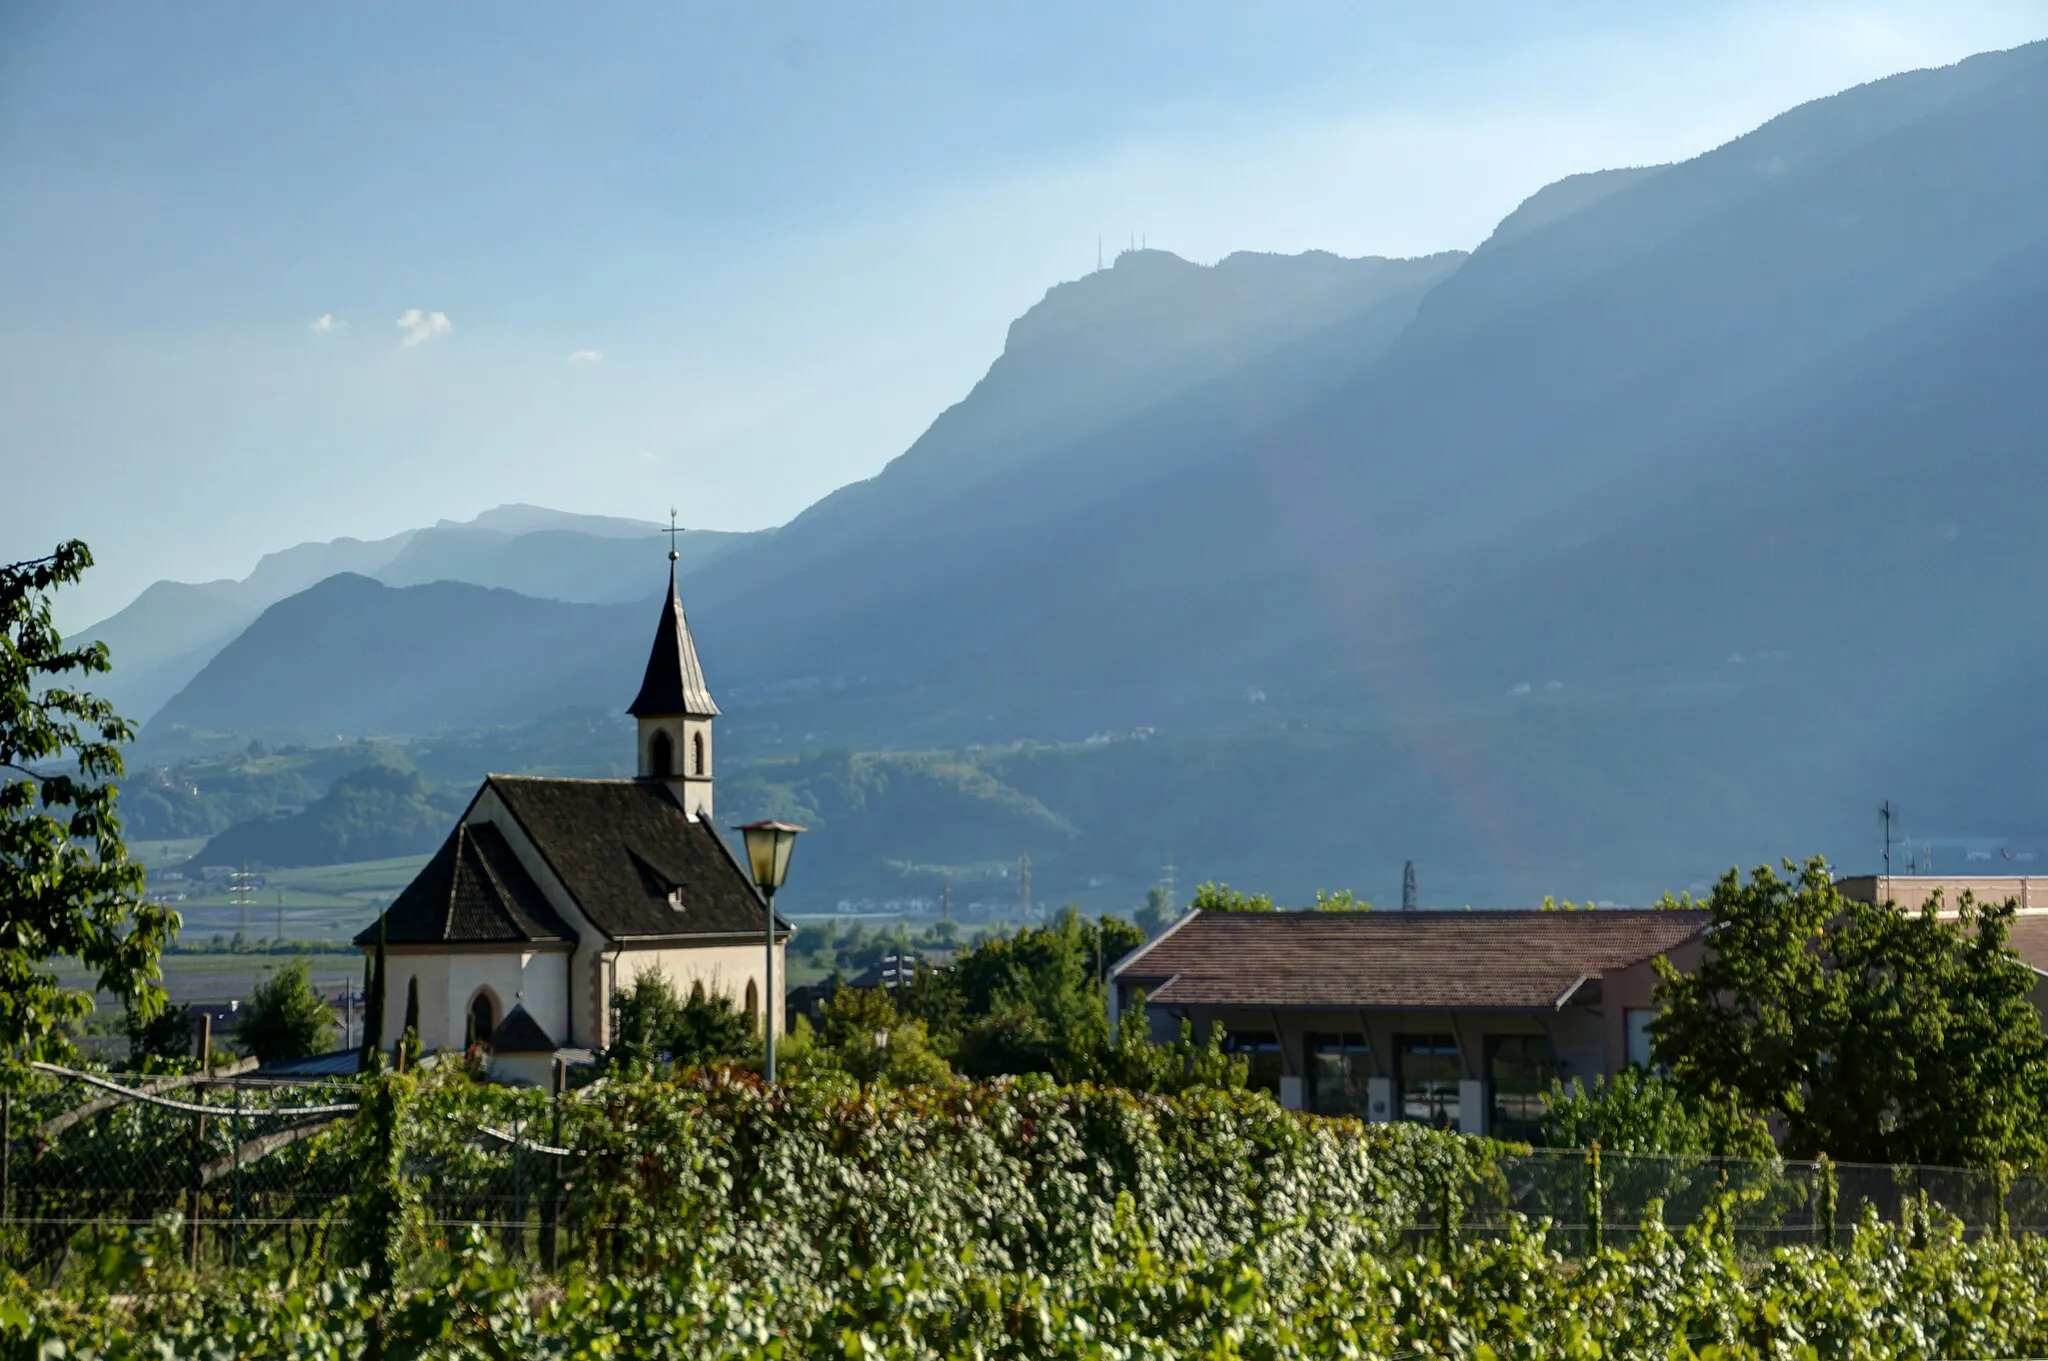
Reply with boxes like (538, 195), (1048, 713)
(627, 563), (719, 718)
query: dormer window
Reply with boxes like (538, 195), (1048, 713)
(667, 887), (686, 913)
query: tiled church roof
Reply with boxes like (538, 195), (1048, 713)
(626, 568), (719, 718)
(355, 820), (574, 946)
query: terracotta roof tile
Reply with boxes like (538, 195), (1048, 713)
(1116, 909), (1711, 1011)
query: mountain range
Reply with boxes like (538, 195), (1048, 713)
(101, 39), (2048, 905)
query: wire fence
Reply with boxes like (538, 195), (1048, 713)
(8, 1068), (2048, 1281)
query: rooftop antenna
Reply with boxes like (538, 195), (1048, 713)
(1881, 801), (1893, 901)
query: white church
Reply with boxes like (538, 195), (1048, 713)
(353, 559), (790, 1068)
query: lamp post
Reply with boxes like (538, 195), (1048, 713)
(738, 819), (805, 1081)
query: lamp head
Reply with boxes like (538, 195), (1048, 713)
(737, 819), (806, 892)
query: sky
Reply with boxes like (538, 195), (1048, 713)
(3, 1), (2044, 626)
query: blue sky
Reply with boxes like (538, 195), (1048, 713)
(3, 1), (2043, 625)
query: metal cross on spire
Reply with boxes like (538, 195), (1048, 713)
(666, 508), (683, 562)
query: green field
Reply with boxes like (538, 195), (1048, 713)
(145, 851), (430, 945)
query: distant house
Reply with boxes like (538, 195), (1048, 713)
(352, 561), (790, 1064)
(1107, 908), (1711, 1138)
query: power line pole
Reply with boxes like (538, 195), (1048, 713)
(1019, 854), (1030, 927)
(1402, 860), (1418, 911)
(230, 864), (254, 941)
(1881, 801), (1893, 903)
(940, 884), (950, 923)
(1162, 858), (1176, 909)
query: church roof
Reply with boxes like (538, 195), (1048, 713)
(486, 776), (791, 942)
(354, 820), (575, 947)
(488, 1004), (557, 1054)
(627, 568), (719, 718)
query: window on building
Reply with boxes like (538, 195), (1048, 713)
(1397, 1034), (1460, 1128)
(468, 991), (497, 1048)
(1626, 1009), (1658, 1070)
(692, 731), (706, 776)
(1486, 1034), (1555, 1144)
(649, 729), (674, 777)
(1306, 1032), (1372, 1117)
(1224, 1029), (1285, 1096)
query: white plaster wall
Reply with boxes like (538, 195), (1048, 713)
(619, 940), (788, 1037)
(384, 956), (449, 1054)
(443, 951), (571, 1051)
(464, 785), (605, 1047)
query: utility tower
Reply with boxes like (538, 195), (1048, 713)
(229, 864), (255, 940)
(1019, 854), (1031, 926)
(1162, 858), (1176, 910)
(1402, 861), (1418, 911)
(940, 883), (950, 922)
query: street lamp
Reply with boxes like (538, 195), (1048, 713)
(737, 819), (805, 1081)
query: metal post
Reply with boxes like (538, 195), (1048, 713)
(230, 1083), (244, 1264)
(190, 1013), (211, 1268)
(541, 1058), (563, 1272)
(764, 886), (778, 1081)
(3, 1088), (12, 1235)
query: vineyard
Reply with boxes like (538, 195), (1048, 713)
(5, 1066), (2048, 1357)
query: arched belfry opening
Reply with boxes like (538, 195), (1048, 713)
(692, 731), (706, 777)
(649, 729), (674, 778)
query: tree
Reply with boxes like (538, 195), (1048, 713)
(1, 542), (177, 1060)
(1540, 1068), (1774, 1159)
(605, 973), (755, 1072)
(236, 958), (339, 1063)
(815, 985), (953, 1086)
(1653, 858), (2048, 1165)
(398, 974), (421, 1069)
(359, 914), (386, 1073)
(126, 999), (194, 1066)
(1311, 889), (1372, 912)
(1134, 885), (1178, 938)
(1188, 882), (1276, 913)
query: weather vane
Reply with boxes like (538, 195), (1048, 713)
(666, 507), (683, 562)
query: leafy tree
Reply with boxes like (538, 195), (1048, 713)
(1311, 889), (1372, 911)
(1540, 1067), (1774, 1159)
(815, 984), (954, 1086)
(125, 999), (194, 1066)
(1188, 882), (1276, 913)
(1, 542), (177, 1060)
(606, 972), (755, 1072)
(1653, 858), (2048, 1165)
(1134, 885), (1178, 938)
(236, 957), (339, 1063)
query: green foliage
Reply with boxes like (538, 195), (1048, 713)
(1189, 881), (1277, 912)
(1311, 888), (1372, 911)
(234, 956), (339, 1062)
(0, 542), (177, 1061)
(123, 999), (193, 1065)
(193, 759), (465, 869)
(24, 1072), (2048, 1357)
(605, 972), (755, 1073)
(1133, 883), (1178, 937)
(1541, 1068), (1776, 1159)
(806, 984), (955, 1085)
(1654, 858), (2048, 1165)
(359, 915), (386, 1073)
(398, 973), (421, 1070)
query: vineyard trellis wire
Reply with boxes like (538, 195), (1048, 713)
(7, 1064), (2048, 1284)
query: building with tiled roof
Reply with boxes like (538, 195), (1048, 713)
(354, 560), (790, 1058)
(1108, 907), (1712, 1139)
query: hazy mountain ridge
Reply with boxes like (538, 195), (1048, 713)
(131, 39), (2048, 901)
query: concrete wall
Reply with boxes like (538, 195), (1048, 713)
(1836, 875), (2048, 911)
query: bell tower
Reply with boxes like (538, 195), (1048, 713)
(627, 540), (719, 817)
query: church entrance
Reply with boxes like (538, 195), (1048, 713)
(469, 990), (498, 1046)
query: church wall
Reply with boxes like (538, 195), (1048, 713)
(464, 784), (607, 1049)
(444, 950), (571, 1052)
(618, 940), (788, 1037)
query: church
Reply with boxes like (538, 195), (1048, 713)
(353, 557), (790, 1064)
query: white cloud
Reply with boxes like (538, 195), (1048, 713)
(396, 309), (452, 347)
(637, 450), (660, 464)
(309, 313), (346, 334)
(567, 348), (604, 364)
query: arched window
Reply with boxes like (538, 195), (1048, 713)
(692, 731), (706, 776)
(648, 729), (673, 777)
(744, 979), (760, 1031)
(468, 990), (498, 1048)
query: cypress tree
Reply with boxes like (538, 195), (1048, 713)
(360, 913), (387, 1074)
(399, 974), (421, 1070)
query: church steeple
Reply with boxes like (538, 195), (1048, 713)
(629, 536), (719, 816)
